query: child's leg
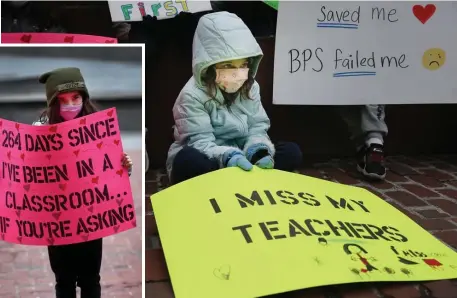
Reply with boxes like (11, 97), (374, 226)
(48, 245), (78, 298)
(273, 142), (303, 172)
(76, 238), (103, 298)
(170, 146), (219, 184)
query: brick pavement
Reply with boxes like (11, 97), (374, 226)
(0, 150), (142, 298)
(146, 155), (457, 298)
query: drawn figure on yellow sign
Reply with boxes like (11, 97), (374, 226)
(343, 243), (378, 273)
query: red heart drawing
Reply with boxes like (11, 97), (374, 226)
(20, 153), (25, 160)
(64, 36), (74, 43)
(79, 118), (86, 125)
(20, 34), (32, 43)
(23, 184), (30, 192)
(6, 151), (11, 160)
(113, 225), (120, 233)
(15, 123), (20, 130)
(47, 238), (55, 245)
(107, 110), (114, 117)
(52, 212), (62, 220)
(91, 176), (99, 184)
(88, 206), (94, 213)
(116, 169), (123, 177)
(412, 4), (436, 24)
(105, 40), (115, 43)
(114, 140), (120, 146)
(73, 150), (80, 157)
(116, 199), (124, 206)
(46, 154), (52, 160)
(82, 234), (89, 241)
(15, 210), (21, 218)
(59, 184), (66, 191)
(17, 237), (22, 243)
(96, 142), (103, 149)
(49, 126), (58, 133)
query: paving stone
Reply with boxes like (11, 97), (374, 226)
(428, 199), (457, 216)
(401, 184), (441, 198)
(408, 175), (444, 188)
(385, 191), (428, 207)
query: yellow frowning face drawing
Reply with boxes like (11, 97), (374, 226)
(422, 48), (446, 71)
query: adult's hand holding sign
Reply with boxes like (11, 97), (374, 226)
(0, 108), (136, 246)
(151, 168), (457, 298)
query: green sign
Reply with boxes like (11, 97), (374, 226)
(263, 1), (278, 10)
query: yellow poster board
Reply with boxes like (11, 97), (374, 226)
(150, 168), (457, 298)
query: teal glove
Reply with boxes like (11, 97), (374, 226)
(255, 155), (274, 169)
(225, 151), (253, 171)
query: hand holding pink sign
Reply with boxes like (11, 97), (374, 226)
(0, 108), (136, 246)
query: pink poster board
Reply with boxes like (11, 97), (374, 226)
(0, 108), (136, 246)
(1, 33), (117, 44)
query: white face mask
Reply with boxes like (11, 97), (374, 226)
(215, 68), (249, 93)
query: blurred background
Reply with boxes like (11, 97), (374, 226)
(0, 46), (142, 131)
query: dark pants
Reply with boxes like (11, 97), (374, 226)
(171, 142), (302, 184)
(48, 239), (103, 298)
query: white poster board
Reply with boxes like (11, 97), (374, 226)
(108, 1), (212, 22)
(273, 2), (457, 105)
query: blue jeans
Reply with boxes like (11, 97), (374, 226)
(171, 142), (302, 184)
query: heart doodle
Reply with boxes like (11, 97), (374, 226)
(15, 123), (20, 131)
(91, 176), (99, 184)
(52, 212), (62, 220)
(79, 118), (86, 125)
(116, 169), (124, 177)
(412, 4), (436, 24)
(6, 151), (11, 160)
(23, 184), (30, 192)
(20, 34), (32, 43)
(96, 142), (103, 149)
(88, 206), (94, 213)
(59, 184), (67, 191)
(15, 210), (21, 218)
(114, 140), (120, 146)
(47, 238), (55, 245)
(49, 126), (58, 133)
(213, 265), (231, 280)
(17, 237), (22, 243)
(113, 225), (120, 233)
(20, 153), (25, 160)
(107, 110), (114, 117)
(116, 199), (124, 206)
(46, 154), (52, 160)
(73, 150), (80, 157)
(64, 36), (74, 43)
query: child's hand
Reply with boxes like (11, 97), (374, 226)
(122, 153), (133, 171)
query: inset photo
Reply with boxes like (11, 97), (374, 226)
(0, 45), (143, 298)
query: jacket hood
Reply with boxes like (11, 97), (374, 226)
(192, 11), (263, 87)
